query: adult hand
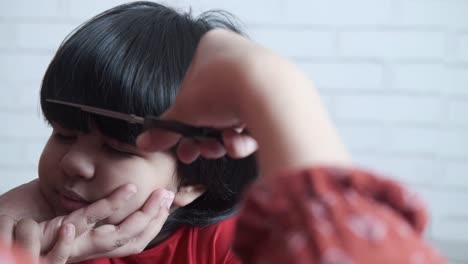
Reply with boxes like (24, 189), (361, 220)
(137, 29), (259, 163)
(138, 29), (350, 176)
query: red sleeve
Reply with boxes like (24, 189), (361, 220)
(233, 167), (446, 264)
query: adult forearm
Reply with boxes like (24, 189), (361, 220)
(236, 50), (351, 177)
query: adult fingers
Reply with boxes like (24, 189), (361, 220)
(0, 215), (16, 247)
(177, 129), (257, 163)
(138, 127), (257, 162)
(62, 184), (137, 234)
(177, 138), (201, 164)
(222, 129), (258, 158)
(177, 137), (227, 163)
(137, 129), (181, 152)
(198, 138), (227, 159)
(14, 219), (41, 258)
(42, 224), (75, 264)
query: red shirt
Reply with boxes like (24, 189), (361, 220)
(77, 216), (241, 264)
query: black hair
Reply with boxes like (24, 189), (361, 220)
(40, 1), (257, 236)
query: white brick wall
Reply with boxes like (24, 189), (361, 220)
(1, 0), (467, 262)
(458, 34), (468, 61)
(335, 95), (443, 123)
(340, 30), (446, 59)
(283, 0), (393, 25)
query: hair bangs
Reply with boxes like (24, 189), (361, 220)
(40, 3), (195, 144)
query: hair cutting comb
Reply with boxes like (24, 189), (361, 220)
(46, 99), (223, 142)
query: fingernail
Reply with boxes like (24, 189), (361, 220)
(161, 191), (175, 210)
(244, 137), (258, 152)
(125, 185), (138, 201)
(65, 224), (75, 238)
(137, 132), (151, 149)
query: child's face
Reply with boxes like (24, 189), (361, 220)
(38, 122), (178, 223)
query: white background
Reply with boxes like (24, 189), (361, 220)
(0, 0), (467, 262)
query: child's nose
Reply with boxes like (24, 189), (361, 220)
(60, 148), (95, 180)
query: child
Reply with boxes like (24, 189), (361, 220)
(0, 2), (445, 264)
(0, 1), (257, 263)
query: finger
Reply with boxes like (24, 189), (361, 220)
(223, 129), (258, 158)
(116, 189), (173, 235)
(198, 138), (227, 159)
(63, 184), (137, 234)
(92, 194), (172, 258)
(43, 224), (75, 264)
(71, 190), (174, 258)
(177, 138), (200, 163)
(85, 189), (168, 252)
(123, 201), (171, 254)
(14, 219), (41, 258)
(0, 215), (16, 247)
(137, 129), (181, 152)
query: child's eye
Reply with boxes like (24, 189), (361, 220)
(103, 144), (135, 157)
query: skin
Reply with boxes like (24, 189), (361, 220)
(0, 218), (75, 264)
(38, 122), (180, 224)
(0, 185), (175, 263)
(2, 28), (350, 262)
(0, 119), (206, 262)
(137, 28), (351, 178)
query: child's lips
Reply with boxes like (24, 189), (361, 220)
(58, 189), (91, 212)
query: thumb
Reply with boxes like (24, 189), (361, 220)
(41, 224), (75, 264)
(38, 217), (64, 254)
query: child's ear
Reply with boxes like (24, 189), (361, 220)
(173, 184), (206, 207)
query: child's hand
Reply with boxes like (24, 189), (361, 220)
(0, 215), (75, 264)
(1, 182), (171, 262)
(64, 188), (171, 262)
(37, 188), (170, 263)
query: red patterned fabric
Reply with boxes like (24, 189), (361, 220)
(233, 167), (445, 264)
